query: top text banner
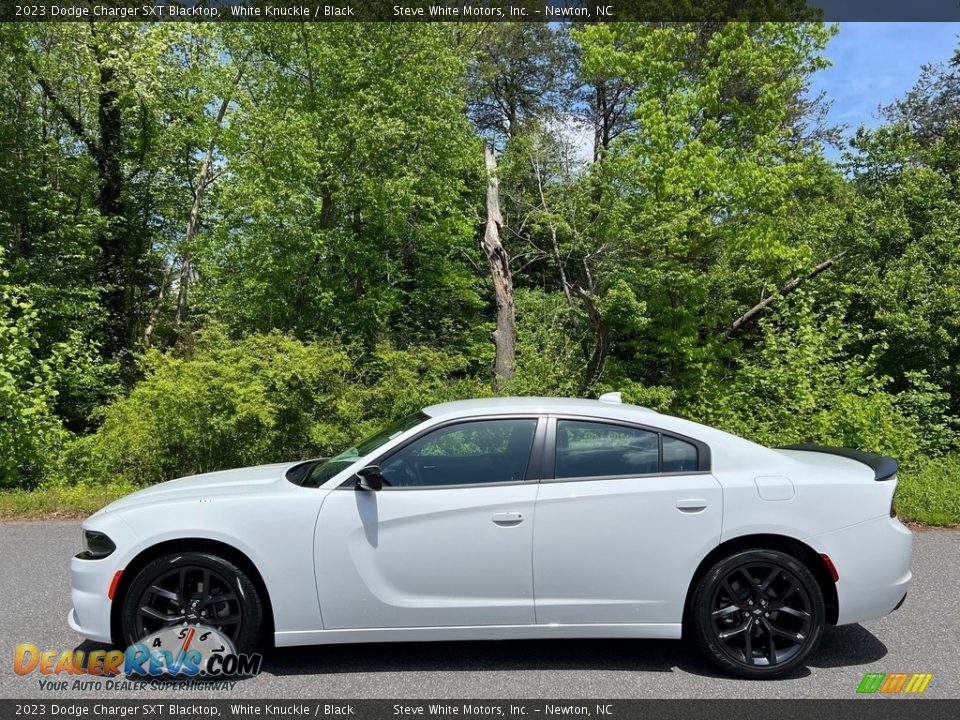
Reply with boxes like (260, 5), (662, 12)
(2, 0), (959, 22)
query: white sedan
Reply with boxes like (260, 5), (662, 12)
(69, 394), (912, 678)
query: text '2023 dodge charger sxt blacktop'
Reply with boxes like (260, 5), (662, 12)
(70, 394), (911, 678)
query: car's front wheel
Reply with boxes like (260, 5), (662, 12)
(120, 551), (263, 653)
(690, 548), (825, 678)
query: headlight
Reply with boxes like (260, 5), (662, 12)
(77, 530), (116, 559)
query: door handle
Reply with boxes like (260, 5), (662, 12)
(492, 512), (523, 526)
(676, 499), (708, 513)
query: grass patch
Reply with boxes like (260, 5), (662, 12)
(895, 455), (960, 526)
(0, 481), (134, 519)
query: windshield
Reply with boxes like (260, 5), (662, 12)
(294, 412), (427, 488)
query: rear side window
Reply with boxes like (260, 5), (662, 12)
(662, 435), (699, 473)
(556, 421), (659, 479)
(555, 420), (702, 479)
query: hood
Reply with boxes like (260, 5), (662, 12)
(93, 461), (301, 516)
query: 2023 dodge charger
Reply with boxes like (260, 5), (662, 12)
(70, 394), (912, 678)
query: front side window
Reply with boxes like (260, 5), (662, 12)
(379, 418), (538, 487)
(297, 412), (427, 488)
(555, 420), (659, 479)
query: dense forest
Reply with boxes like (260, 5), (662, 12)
(0, 22), (958, 522)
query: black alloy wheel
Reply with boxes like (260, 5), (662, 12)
(691, 549), (825, 678)
(120, 551), (264, 653)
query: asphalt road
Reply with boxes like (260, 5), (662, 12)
(1, 521), (957, 700)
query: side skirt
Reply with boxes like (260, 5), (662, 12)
(274, 623), (682, 647)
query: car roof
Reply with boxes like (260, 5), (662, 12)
(422, 396), (659, 419)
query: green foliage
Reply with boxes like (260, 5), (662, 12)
(693, 295), (926, 466)
(505, 289), (589, 397)
(0, 265), (64, 488)
(895, 455), (960, 526)
(0, 481), (136, 520)
(843, 118), (960, 416)
(59, 331), (350, 486)
(56, 332), (488, 488)
(572, 23), (837, 393)
(193, 24), (485, 352)
(1, 24), (958, 526)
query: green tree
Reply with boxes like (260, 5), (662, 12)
(573, 22), (837, 397)
(841, 55), (960, 416)
(194, 24), (485, 354)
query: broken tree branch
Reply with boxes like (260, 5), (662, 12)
(723, 250), (849, 338)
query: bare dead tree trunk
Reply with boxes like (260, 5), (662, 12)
(723, 251), (848, 338)
(481, 143), (516, 389)
(173, 65), (245, 333)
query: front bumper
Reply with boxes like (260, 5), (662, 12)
(808, 514), (913, 625)
(68, 515), (139, 644)
(68, 553), (118, 643)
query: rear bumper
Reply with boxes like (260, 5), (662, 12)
(808, 514), (912, 625)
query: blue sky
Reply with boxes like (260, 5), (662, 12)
(811, 23), (959, 137)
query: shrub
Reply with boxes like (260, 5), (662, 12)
(692, 300), (927, 466)
(56, 331), (356, 486)
(54, 331), (489, 488)
(505, 289), (590, 397)
(0, 260), (66, 489)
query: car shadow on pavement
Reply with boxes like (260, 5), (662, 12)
(262, 623), (887, 680)
(73, 623), (886, 682)
(807, 623), (888, 669)
(73, 639), (114, 657)
(264, 638), (689, 676)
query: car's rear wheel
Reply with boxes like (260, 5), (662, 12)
(691, 548), (825, 678)
(120, 551), (263, 653)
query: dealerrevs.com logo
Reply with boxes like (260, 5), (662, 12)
(15, 625), (261, 691)
(857, 672), (933, 695)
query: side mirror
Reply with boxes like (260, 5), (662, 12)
(355, 465), (384, 492)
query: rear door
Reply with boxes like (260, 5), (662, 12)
(533, 417), (723, 625)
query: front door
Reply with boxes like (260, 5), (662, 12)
(315, 417), (542, 629)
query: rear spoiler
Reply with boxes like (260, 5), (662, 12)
(778, 443), (899, 481)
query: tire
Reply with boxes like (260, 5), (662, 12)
(690, 548), (825, 679)
(120, 551), (264, 654)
